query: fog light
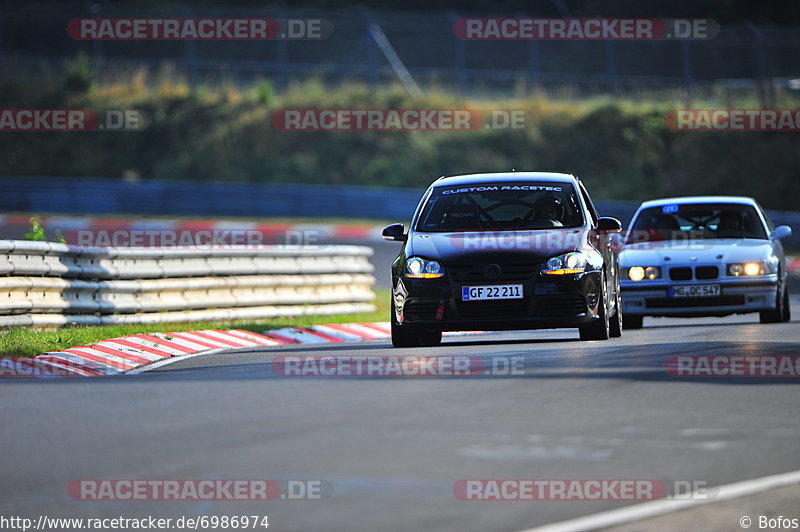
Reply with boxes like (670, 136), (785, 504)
(644, 266), (660, 280)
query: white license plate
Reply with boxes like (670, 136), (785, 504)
(462, 284), (523, 301)
(669, 284), (721, 298)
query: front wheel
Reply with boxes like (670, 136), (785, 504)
(609, 279), (622, 338)
(580, 282), (610, 341)
(760, 282), (788, 324)
(782, 284), (791, 322)
(391, 321), (442, 348)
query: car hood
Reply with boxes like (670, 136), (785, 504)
(619, 238), (775, 266)
(407, 228), (589, 264)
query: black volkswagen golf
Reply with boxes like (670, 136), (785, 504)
(382, 172), (624, 347)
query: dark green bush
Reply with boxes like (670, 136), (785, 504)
(63, 52), (94, 96)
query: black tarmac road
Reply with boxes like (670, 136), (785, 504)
(2, 302), (799, 531)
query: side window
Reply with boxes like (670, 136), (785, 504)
(578, 183), (599, 227)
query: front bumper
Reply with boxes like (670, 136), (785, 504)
(394, 270), (604, 331)
(621, 277), (778, 317)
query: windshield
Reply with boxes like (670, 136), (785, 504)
(415, 182), (584, 232)
(627, 203), (767, 243)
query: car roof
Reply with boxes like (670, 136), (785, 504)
(432, 172), (577, 187)
(638, 195), (758, 209)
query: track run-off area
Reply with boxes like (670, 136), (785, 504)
(2, 295), (799, 531)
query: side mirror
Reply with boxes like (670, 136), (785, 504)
(382, 223), (407, 242)
(772, 225), (792, 240)
(596, 217), (623, 233)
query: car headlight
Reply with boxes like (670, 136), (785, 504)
(627, 266), (661, 281)
(727, 262), (771, 276)
(541, 252), (588, 275)
(405, 257), (444, 278)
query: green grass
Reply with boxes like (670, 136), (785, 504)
(0, 289), (391, 358)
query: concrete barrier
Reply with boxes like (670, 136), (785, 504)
(0, 240), (375, 327)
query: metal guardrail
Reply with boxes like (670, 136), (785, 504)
(0, 177), (424, 220)
(0, 240), (376, 328)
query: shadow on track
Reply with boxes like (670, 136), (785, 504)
(10, 338), (788, 386)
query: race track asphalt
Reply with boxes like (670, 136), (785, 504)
(3, 302), (799, 531)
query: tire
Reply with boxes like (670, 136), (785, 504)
(609, 278), (622, 338)
(580, 279), (610, 341)
(391, 321), (419, 347)
(782, 285), (791, 322)
(622, 314), (644, 330)
(391, 320), (442, 348)
(418, 329), (443, 346)
(760, 282), (787, 324)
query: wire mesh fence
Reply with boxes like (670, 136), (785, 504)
(3, 3), (800, 102)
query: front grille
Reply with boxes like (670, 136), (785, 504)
(449, 263), (537, 282)
(456, 299), (531, 319)
(403, 300), (440, 321)
(645, 295), (744, 308)
(669, 267), (692, 281)
(534, 295), (587, 316)
(695, 266), (719, 280)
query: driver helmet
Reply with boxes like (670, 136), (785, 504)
(534, 195), (564, 221)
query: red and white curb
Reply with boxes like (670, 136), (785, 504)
(5, 323), (480, 378)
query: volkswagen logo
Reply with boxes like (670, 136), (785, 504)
(484, 264), (502, 279)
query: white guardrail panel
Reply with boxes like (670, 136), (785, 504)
(0, 240), (376, 326)
(0, 241), (374, 278)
